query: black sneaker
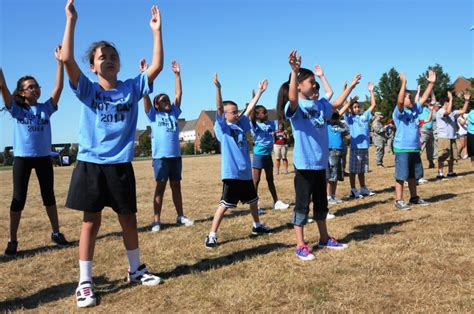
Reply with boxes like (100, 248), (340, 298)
(446, 172), (458, 178)
(51, 232), (71, 247)
(205, 235), (218, 249)
(409, 196), (430, 206)
(252, 224), (272, 235)
(4, 240), (18, 257)
(436, 174), (446, 180)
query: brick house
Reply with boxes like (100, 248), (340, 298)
(452, 76), (472, 95)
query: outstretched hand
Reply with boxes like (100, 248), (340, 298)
(427, 70), (436, 83)
(447, 91), (453, 100)
(399, 72), (406, 83)
(368, 82), (374, 92)
(171, 60), (180, 74)
(463, 91), (471, 101)
(150, 5), (162, 31)
(54, 45), (63, 62)
(288, 50), (301, 72)
(65, 0), (77, 21)
(258, 79), (268, 93)
(139, 58), (149, 73)
(349, 74), (362, 88)
(213, 73), (221, 89)
(314, 64), (324, 77)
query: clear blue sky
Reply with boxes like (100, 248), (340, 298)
(1, 0), (473, 149)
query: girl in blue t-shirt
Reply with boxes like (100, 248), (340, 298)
(277, 50), (360, 261)
(140, 59), (194, 232)
(0, 47), (70, 258)
(247, 104), (289, 212)
(61, 0), (163, 308)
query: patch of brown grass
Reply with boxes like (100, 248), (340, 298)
(0, 148), (472, 312)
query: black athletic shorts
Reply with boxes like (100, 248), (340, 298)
(219, 179), (258, 208)
(65, 161), (137, 214)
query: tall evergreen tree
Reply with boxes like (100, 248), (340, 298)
(374, 68), (401, 119)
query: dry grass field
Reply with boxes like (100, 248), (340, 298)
(0, 148), (473, 312)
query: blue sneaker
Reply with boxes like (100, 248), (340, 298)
(318, 237), (348, 250)
(150, 221), (161, 232)
(295, 244), (315, 261)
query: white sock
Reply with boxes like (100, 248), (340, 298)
(209, 231), (217, 238)
(126, 248), (140, 273)
(79, 260), (92, 284)
(253, 222), (262, 228)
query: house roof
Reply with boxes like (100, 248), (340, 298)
(181, 119), (198, 132)
(203, 110), (217, 122)
(177, 118), (186, 131)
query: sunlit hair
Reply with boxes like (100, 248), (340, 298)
(84, 40), (119, 66)
(223, 100), (238, 109)
(12, 75), (38, 108)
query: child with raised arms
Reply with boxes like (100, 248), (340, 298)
(392, 71), (436, 210)
(205, 74), (271, 249)
(140, 59), (194, 232)
(246, 100), (289, 212)
(280, 50), (359, 261)
(61, 0), (163, 307)
(0, 47), (70, 258)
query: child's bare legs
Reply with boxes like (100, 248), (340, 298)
(282, 158), (289, 174)
(327, 181), (337, 196)
(79, 212), (102, 261)
(458, 137), (466, 157)
(395, 180), (404, 201)
(294, 225), (305, 247)
(118, 213), (139, 250)
(210, 204), (228, 233)
(447, 157), (454, 173)
(45, 205), (60, 233)
(263, 167), (278, 203)
(153, 181), (167, 222)
(349, 173), (357, 189)
(274, 159), (280, 175)
(358, 173), (366, 188)
(407, 179), (417, 198)
(252, 168), (262, 196)
(249, 201), (261, 223)
(169, 180), (184, 217)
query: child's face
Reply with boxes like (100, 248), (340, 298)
(20, 79), (41, 103)
(404, 93), (414, 108)
(90, 46), (120, 79)
(224, 104), (239, 123)
(351, 103), (361, 115)
(298, 75), (319, 100)
(256, 108), (268, 121)
(156, 95), (171, 112)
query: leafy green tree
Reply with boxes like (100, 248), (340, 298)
(200, 130), (219, 154)
(138, 134), (151, 156)
(417, 64), (451, 101)
(374, 68), (401, 119)
(181, 142), (195, 155)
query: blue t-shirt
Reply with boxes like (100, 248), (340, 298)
(345, 110), (372, 149)
(8, 99), (57, 157)
(467, 110), (474, 135)
(147, 104), (182, 158)
(327, 122), (344, 150)
(392, 103), (423, 150)
(251, 119), (277, 156)
(214, 113), (252, 180)
(71, 72), (151, 164)
(285, 98), (332, 170)
(419, 106), (432, 130)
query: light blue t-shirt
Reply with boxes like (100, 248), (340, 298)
(251, 119), (277, 156)
(436, 108), (459, 139)
(285, 98), (332, 170)
(214, 113), (252, 180)
(345, 110), (372, 149)
(468, 110), (474, 134)
(392, 103), (423, 150)
(419, 106), (432, 130)
(327, 122), (344, 150)
(147, 104), (182, 158)
(8, 99), (57, 157)
(71, 72), (151, 164)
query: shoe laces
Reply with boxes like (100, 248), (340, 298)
(298, 244), (312, 255)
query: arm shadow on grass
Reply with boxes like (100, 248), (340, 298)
(339, 219), (415, 244)
(0, 275), (126, 311)
(334, 199), (390, 217)
(0, 240), (79, 264)
(157, 242), (293, 280)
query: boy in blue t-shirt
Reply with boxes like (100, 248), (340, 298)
(392, 71), (436, 210)
(141, 60), (193, 232)
(344, 82), (377, 199)
(205, 74), (271, 248)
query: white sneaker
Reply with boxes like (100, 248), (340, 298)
(349, 188), (363, 199)
(177, 216), (194, 226)
(308, 218), (314, 223)
(333, 196), (343, 203)
(327, 196), (338, 205)
(128, 264), (162, 286)
(417, 178), (428, 185)
(150, 221), (161, 232)
(76, 281), (96, 308)
(273, 200), (289, 210)
(326, 213), (336, 220)
(359, 186), (375, 196)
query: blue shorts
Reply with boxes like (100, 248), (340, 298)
(252, 154), (273, 169)
(152, 157), (182, 182)
(394, 152), (423, 181)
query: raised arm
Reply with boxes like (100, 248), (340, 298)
(62, 0), (81, 88)
(213, 73), (223, 116)
(288, 50), (301, 112)
(314, 64), (333, 100)
(443, 91), (453, 116)
(425, 107), (433, 123)
(171, 60), (182, 107)
(139, 59), (153, 113)
(397, 72), (406, 112)
(419, 70), (436, 105)
(338, 96), (357, 116)
(0, 68), (13, 109)
(459, 91), (471, 115)
(147, 5), (164, 84)
(367, 82), (376, 113)
(414, 84), (421, 103)
(243, 79), (268, 116)
(51, 45), (65, 107)
(332, 73), (362, 109)
(430, 90), (436, 104)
